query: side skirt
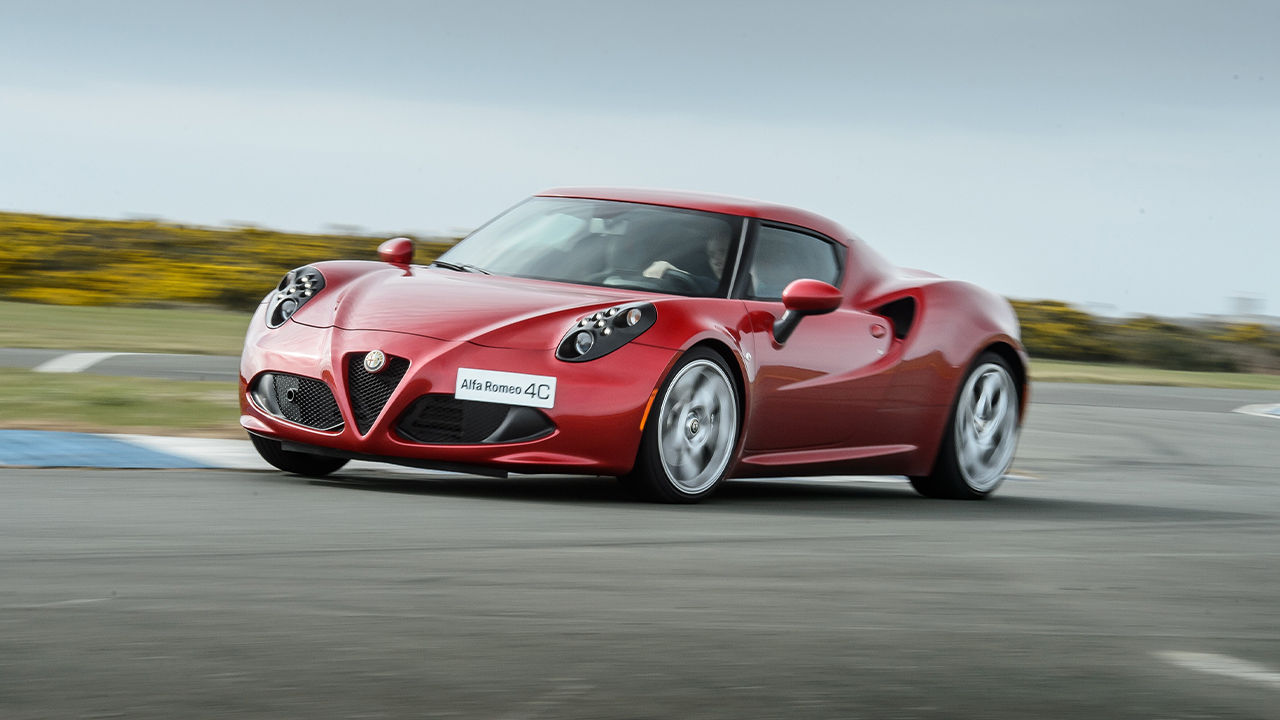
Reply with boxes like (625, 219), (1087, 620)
(735, 443), (917, 478)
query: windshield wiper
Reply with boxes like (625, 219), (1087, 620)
(431, 260), (491, 275)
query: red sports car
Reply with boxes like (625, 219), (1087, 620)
(240, 188), (1026, 501)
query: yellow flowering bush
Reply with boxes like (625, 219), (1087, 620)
(0, 211), (458, 310)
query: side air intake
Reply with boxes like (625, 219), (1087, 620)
(873, 297), (917, 340)
(250, 373), (344, 432)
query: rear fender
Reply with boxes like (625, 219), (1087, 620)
(873, 280), (1025, 476)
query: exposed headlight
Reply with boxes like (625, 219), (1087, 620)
(556, 302), (656, 362)
(266, 266), (325, 328)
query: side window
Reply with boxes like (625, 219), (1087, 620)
(744, 225), (842, 300)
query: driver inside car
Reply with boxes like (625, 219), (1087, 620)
(640, 224), (732, 295)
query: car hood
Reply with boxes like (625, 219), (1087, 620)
(290, 263), (645, 349)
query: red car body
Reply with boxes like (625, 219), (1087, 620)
(239, 187), (1027, 479)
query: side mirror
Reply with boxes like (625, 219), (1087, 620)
(772, 279), (842, 344)
(378, 237), (415, 266)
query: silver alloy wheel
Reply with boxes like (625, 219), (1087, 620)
(954, 362), (1019, 492)
(656, 359), (738, 495)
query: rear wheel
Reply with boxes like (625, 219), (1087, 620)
(623, 348), (740, 503)
(910, 352), (1020, 500)
(250, 434), (349, 478)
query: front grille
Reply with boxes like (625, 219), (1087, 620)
(254, 373), (344, 431)
(397, 395), (512, 444)
(347, 353), (410, 435)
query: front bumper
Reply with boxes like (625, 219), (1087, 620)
(238, 311), (677, 476)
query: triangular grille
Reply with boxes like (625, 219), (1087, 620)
(346, 354), (410, 435)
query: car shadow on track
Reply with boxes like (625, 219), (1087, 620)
(305, 473), (1257, 525)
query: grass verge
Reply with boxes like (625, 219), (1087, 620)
(0, 369), (243, 437)
(0, 300), (250, 355)
(1030, 359), (1280, 390)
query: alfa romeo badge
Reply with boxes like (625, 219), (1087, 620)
(363, 349), (387, 373)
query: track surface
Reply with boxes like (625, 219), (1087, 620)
(3, 384), (1279, 719)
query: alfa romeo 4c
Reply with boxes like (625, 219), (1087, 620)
(240, 188), (1026, 502)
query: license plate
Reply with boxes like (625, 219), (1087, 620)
(455, 368), (556, 409)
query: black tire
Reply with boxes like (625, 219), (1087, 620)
(910, 351), (1021, 500)
(622, 348), (741, 503)
(250, 434), (349, 478)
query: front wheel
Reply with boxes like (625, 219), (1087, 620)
(623, 348), (740, 503)
(910, 352), (1020, 500)
(250, 434), (349, 478)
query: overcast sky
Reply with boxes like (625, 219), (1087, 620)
(1, 1), (1276, 316)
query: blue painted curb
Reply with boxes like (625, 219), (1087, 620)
(0, 430), (212, 469)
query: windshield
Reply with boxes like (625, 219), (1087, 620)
(437, 197), (741, 297)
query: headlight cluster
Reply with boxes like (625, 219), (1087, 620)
(266, 266), (326, 328)
(556, 302), (657, 362)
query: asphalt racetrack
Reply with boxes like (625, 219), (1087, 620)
(3, 383), (1280, 719)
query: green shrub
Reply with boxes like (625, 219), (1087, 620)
(1112, 316), (1237, 372)
(1012, 300), (1277, 374)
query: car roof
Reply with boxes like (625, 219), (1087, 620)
(536, 187), (852, 245)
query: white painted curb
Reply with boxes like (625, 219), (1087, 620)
(34, 352), (132, 373)
(1233, 403), (1280, 419)
(107, 435), (272, 470)
(1157, 651), (1280, 687)
(105, 434), (463, 475)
